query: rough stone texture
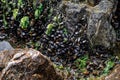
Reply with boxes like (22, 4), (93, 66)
(87, 0), (117, 48)
(87, 12), (116, 48)
(0, 49), (63, 80)
(60, 0), (117, 48)
(0, 49), (22, 68)
(0, 41), (14, 51)
(105, 64), (120, 80)
(60, 1), (88, 35)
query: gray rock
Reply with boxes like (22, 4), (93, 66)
(60, 1), (88, 34)
(87, 0), (117, 48)
(87, 12), (116, 47)
(0, 41), (14, 51)
(60, 0), (117, 48)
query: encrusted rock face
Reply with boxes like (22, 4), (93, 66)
(0, 49), (63, 80)
(87, 12), (116, 48)
(87, 0), (117, 48)
(60, 1), (88, 34)
(60, 0), (117, 48)
(105, 64), (120, 80)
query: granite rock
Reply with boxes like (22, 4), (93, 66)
(0, 49), (63, 80)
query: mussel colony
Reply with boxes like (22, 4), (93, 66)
(0, 0), (120, 79)
(0, 0), (90, 62)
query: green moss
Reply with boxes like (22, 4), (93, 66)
(103, 60), (115, 75)
(54, 64), (64, 70)
(1, 0), (6, 3)
(53, 16), (58, 22)
(63, 28), (68, 35)
(13, 9), (19, 19)
(75, 54), (89, 72)
(3, 15), (7, 29)
(35, 42), (40, 50)
(35, 9), (40, 19)
(34, 3), (43, 19)
(20, 16), (29, 29)
(45, 23), (55, 36)
(48, 8), (53, 18)
(33, 0), (37, 9)
(18, 0), (23, 8)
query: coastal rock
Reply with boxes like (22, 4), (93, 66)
(0, 49), (23, 68)
(87, 0), (117, 48)
(60, 0), (117, 48)
(60, 1), (88, 34)
(0, 49), (63, 80)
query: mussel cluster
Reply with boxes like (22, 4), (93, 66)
(1, 1), (120, 79)
(1, 0), (119, 64)
(0, 0), (58, 41)
(0, 0), (91, 62)
(39, 13), (91, 63)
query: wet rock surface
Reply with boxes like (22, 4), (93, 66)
(0, 49), (63, 80)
